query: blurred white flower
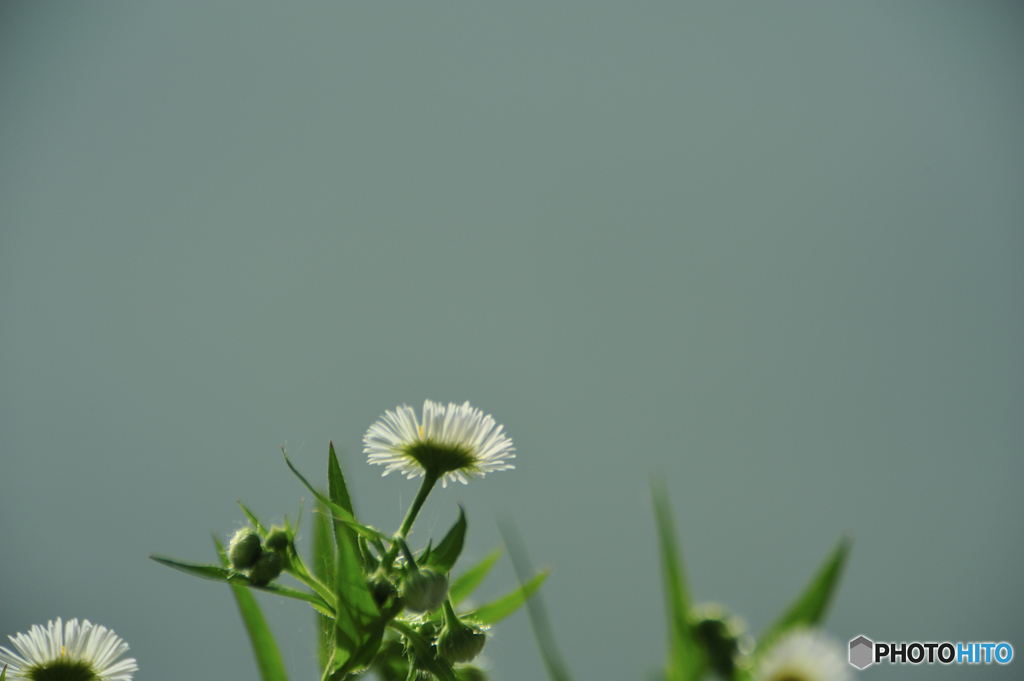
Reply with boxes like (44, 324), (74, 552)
(0, 618), (137, 681)
(753, 629), (850, 681)
(364, 400), (515, 486)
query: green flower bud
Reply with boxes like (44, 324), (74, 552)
(249, 550), (284, 585)
(369, 572), (398, 607)
(400, 568), (447, 613)
(690, 603), (745, 679)
(227, 528), (262, 570)
(437, 600), (487, 663)
(455, 665), (489, 681)
(264, 526), (290, 553)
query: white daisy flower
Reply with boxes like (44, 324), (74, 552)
(0, 618), (137, 681)
(364, 400), (515, 487)
(753, 629), (850, 681)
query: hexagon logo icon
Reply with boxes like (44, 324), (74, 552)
(849, 635), (874, 669)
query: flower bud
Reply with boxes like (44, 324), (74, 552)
(455, 665), (488, 681)
(249, 550), (284, 585)
(690, 603), (745, 679)
(437, 600), (487, 663)
(227, 528), (262, 570)
(400, 568), (447, 613)
(264, 526), (290, 553)
(369, 572), (398, 608)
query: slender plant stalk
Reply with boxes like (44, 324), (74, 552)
(398, 472), (439, 539)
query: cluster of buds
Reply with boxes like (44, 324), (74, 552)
(227, 526), (292, 586)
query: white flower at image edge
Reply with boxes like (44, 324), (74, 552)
(0, 618), (137, 681)
(753, 629), (850, 681)
(364, 400), (515, 486)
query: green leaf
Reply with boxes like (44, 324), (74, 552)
(327, 442), (354, 515)
(388, 621), (459, 681)
(214, 537), (289, 681)
(465, 569), (549, 625)
(283, 449), (391, 544)
(328, 442), (362, 574)
(449, 549), (502, 606)
(328, 512), (383, 676)
(2, 663), (7, 681)
(423, 505), (467, 574)
(149, 555), (334, 615)
(312, 500), (337, 672)
(358, 536), (380, 571)
(238, 501), (268, 535)
(419, 539), (434, 566)
(652, 479), (705, 681)
(757, 536), (851, 656)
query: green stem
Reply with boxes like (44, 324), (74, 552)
(285, 557), (337, 610)
(441, 598), (461, 629)
(398, 472), (439, 539)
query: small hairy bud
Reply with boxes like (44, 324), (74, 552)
(437, 623), (487, 663)
(368, 573), (397, 608)
(227, 528), (262, 570)
(249, 550), (284, 585)
(437, 600), (487, 663)
(264, 526), (290, 553)
(400, 568), (447, 613)
(454, 665), (488, 681)
(691, 603), (745, 679)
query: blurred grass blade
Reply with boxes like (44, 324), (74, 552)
(498, 519), (573, 681)
(283, 449), (391, 543)
(423, 505), (467, 574)
(213, 536), (289, 681)
(757, 536), (851, 655)
(652, 478), (704, 681)
(312, 500), (337, 672)
(449, 548), (502, 605)
(465, 569), (549, 624)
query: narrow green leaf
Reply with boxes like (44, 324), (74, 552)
(329, 514), (383, 676)
(388, 621), (459, 681)
(757, 536), (851, 656)
(2, 663), (7, 681)
(237, 501), (268, 535)
(423, 505), (467, 574)
(328, 442), (362, 574)
(327, 442), (354, 515)
(312, 500), (337, 672)
(358, 536), (380, 571)
(465, 569), (549, 624)
(151, 555), (243, 582)
(213, 537), (289, 681)
(419, 539), (434, 567)
(652, 479), (705, 681)
(150, 555), (334, 614)
(283, 449), (391, 543)
(449, 549), (502, 606)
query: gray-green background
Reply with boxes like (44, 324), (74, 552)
(1, 3), (1021, 680)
